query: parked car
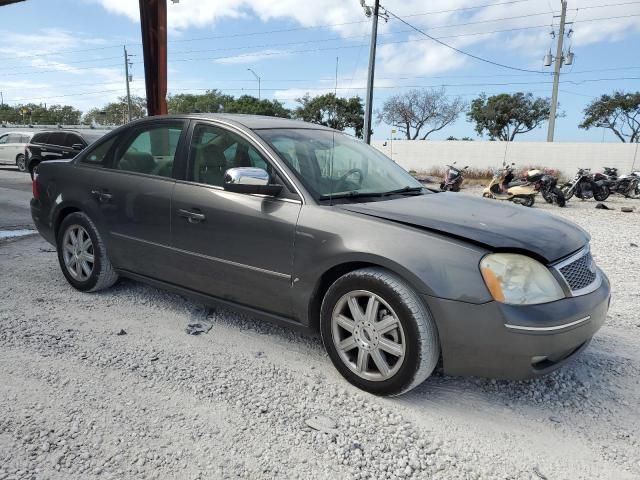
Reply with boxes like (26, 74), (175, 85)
(25, 129), (110, 176)
(31, 114), (610, 396)
(0, 131), (33, 171)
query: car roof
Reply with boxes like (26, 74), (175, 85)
(167, 113), (335, 132)
(32, 129), (111, 136)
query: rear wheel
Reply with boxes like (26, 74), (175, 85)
(16, 154), (26, 172)
(320, 268), (439, 396)
(57, 212), (118, 292)
(521, 195), (535, 207)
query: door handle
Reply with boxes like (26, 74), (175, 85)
(178, 209), (206, 223)
(91, 189), (113, 202)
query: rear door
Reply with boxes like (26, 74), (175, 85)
(169, 121), (301, 316)
(90, 119), (187, 280)
(41, 131), (68, 162)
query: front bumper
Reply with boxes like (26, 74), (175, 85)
(426, 270), (610, 380)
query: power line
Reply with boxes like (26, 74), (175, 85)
(382, 7), (548, 74)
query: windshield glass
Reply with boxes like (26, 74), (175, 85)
(257, 128), (424, 200)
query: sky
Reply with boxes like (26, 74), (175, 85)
(0, 0), (639, 142)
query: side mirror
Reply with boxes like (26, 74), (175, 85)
(72, 143), (84, 151)
(223, 167), (282, 196)
(464, 165), (469, 169)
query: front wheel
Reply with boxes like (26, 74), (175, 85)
(16, 154), (26, 172)
(561, 184), (575, 200)
(57, 212), (118, 292)
(553, 188), (566, 207)
(320, 268), (440, 396)
(594, 185), (610, 202)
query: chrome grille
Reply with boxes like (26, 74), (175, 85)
(559, 251), (597, 291)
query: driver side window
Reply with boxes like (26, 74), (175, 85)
(189, 124), (272, 187)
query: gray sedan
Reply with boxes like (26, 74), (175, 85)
(30, 114), (610, 396)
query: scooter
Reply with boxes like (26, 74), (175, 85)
(440, 162), (468, 192)
(482, 163), (537, 207)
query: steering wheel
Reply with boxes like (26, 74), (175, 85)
(335, 168), (364, 191)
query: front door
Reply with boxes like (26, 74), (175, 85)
(169, 122), (301, 316)
(90, 120), (187, 280)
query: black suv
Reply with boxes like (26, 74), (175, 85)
(25, 129), (110, 175)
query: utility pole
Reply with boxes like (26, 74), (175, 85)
(334, 57), (339, 95)
(362, 0), (379, 144)
(248, 68), (261, 100)
(124, 46), (133, 122)
(547, 0), (567, 142)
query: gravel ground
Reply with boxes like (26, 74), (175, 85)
(1, 190), (639, 480)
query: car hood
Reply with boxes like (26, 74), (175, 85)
(339, 193), (589, 263)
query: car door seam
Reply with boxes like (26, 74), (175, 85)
(111, 231), (291, 280)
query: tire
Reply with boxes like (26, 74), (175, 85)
(320, 267), (440, 396)
(594, 185), (610, 202)
(521, 195), (535, 207)
(553, 188), (566, 207)
(16, 154), (26, 172)
(56, 212), (118, 292)
(542, 190), (553, 204)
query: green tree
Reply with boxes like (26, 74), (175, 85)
(377, 88), (466, 140)
(294, 93), (364, 137)
(83, 96), (147, 126)
(167, 90), (233, 114)
(467, 92), (551, 141)
(225, 95), (291, 117)
(579, 91), (640, 143)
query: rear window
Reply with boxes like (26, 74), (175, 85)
(81, 136), (118, 166)
(31, 132), (51, 144)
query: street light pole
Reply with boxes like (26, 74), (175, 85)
(363, 0), (380, 144)
(247, 68), (261, 100)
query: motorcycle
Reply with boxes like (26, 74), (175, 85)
(561, 168), (610, 201)
(482, 163), (537, 207)
(602, 166), (640, 198)
(440, 162), (468, 192)
(528, 170), (566, 207)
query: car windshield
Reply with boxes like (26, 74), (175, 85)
(258, 128), (425, 201)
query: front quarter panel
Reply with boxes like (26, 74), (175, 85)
(291, 205), (492, 324)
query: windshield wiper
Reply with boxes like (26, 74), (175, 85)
(319, 191), (386, 201)
(379, 186), (424, 196)
(318, 186), (424, 201)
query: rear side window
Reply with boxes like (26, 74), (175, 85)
(113, 124), (184, 178)
(47, 132), (67, 147)
(81, 136), (117, 166)
(0, 134), (7, 145)
(31, 133), (50, 144)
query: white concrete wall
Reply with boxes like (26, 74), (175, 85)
(372, 140), (640, 177)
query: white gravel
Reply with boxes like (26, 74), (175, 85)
(1, 191), (639, 480)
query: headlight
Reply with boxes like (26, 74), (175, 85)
(480, 253), (565, 305)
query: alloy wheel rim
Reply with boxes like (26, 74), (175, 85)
(62, 225), (94, 282)
(331, 290), (406, 382)
(17, 156), (25, 170)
